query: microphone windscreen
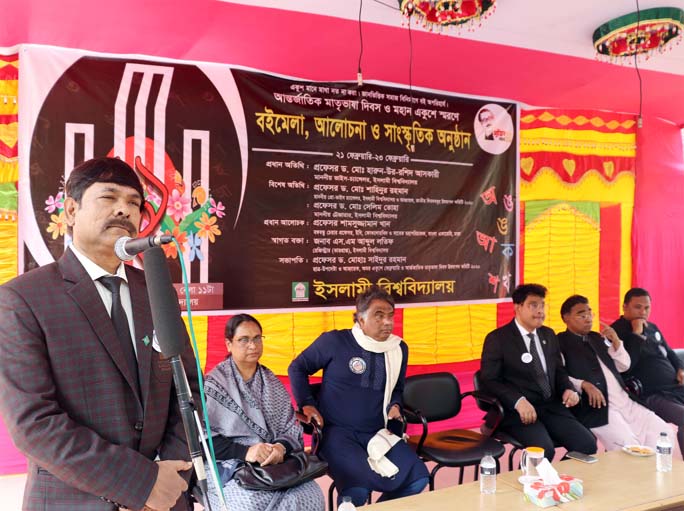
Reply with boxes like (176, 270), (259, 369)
(143, 246), (186, 358)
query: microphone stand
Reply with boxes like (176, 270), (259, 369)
(195, 412), (228, 511)
(142, 247), (218, 510)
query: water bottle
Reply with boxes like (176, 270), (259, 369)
(338, 496), (357, 511)
(656, 431), (673, 472)
(480, 452), (497, 494)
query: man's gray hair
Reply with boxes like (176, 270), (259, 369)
(354, 285), (395, 322)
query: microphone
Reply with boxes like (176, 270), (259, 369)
(114, 234), (173, 261)
(142, 247), (207, 496)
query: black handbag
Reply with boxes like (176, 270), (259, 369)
(234, 451), (328, 491)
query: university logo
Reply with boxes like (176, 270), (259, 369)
(291, 281), (309, 302)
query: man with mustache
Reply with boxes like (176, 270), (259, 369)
(611, 287), (684, 458)
(558, 295), (670, 451)
(0, 158), (199, 510)
(289, 285), (428, 507)
(479, 284), (596, 461)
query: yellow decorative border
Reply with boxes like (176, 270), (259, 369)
(521, 129), (635, 157)
(521, 112), (637, 130)
(521, 168), (635, 202)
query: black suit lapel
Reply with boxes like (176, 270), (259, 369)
(507, 321), (540, 381)
(59, 249), (143, 409)
(589, 334), (626, 387)
(507, 320), (529, 357)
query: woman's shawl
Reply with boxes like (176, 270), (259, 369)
(205, 357), (303, 453)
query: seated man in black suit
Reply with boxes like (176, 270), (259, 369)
(558, 294), (670, 451)
(611, 287), (684, 458)
(480, 284), (597, 460)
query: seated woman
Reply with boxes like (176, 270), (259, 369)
(204, 314), (325, 511)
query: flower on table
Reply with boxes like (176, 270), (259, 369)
(195, 212), (221, 243)
(46, 212), (66, 240)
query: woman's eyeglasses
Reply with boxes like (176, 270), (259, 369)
(233, 335), (265, 346)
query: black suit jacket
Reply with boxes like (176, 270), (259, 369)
(480, 320), (573, 411)
(0, 249), (199, 511)
(612, 316), (684, 394)
(558, 330), (633, 428)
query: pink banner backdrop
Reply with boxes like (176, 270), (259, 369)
(633, 116), (684, 346)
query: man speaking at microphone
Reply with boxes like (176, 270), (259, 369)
(0, 157), (200, 510)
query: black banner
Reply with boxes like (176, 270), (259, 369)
(222, 70), (517, 307)
(25, 53), (517, 310)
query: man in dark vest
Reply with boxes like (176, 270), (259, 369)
(611, 287), (684, 458)
(558, 294), (671, 451)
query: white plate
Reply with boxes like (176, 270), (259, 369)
(518, 475), (542, 485)
(622, 444), (654, 457)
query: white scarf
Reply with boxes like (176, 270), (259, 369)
(367, 428), (402, 477)
(351, 323), (403, 425)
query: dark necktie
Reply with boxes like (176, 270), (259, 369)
(527, 332), (552, 399)
(99, 276), (139, 393)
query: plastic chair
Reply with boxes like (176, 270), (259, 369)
(472, 369), (526, 471)
(675, 348), (684, 367)
(402, 372), (505, 490)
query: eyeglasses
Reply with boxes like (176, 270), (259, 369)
(575, 311), (594, 320)
(232, 335), (265, 346)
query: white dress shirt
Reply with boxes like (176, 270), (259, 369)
(69, 245), (138, 357)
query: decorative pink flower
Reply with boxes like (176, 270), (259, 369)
(166, 189), (191, 223)
(45, 192), (64, 213)
(208, 198), (225, 218)
(145, 185), (162, 208)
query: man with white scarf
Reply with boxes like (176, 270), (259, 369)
(289, 286), (429, 507)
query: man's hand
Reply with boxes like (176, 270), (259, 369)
(600, 322), (622, 350)
(677, 368), (684, 385)
(388, 404), (402, 420)
(261, 443), (286, 466)
(301, 405), (324, 427)
(580, 381), (606, 408)
(562, 389), (580, 407)
(630, 318), (647, 335)
(144, 460), (191, 511)
(515, 398), (537, 425)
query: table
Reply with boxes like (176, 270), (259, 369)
(366, 451), (684, 510)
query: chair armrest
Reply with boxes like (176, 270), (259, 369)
(623, 376), (643, 398)
(402, 406), (429, 453)
(461, 390), (505, 436)
(296, 411), (323, 455)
